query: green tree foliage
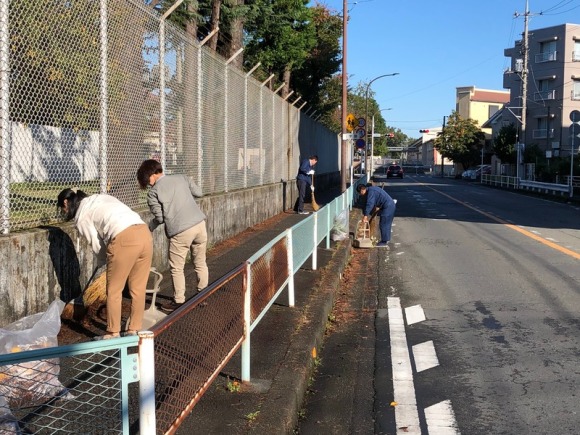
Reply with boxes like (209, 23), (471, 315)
(290, 4), (342, 114)
(434, 111), (485, 169)
(492, 124), (517, 164)
(243, 0), (316, 94)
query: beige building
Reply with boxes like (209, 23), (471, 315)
(456, 86), (510, 134)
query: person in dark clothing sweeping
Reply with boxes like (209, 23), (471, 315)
(356, 184), (396, 248)
(295, 155), (318, 214)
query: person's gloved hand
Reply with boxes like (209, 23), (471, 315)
(307, 170), (315, 175)
(310, 185), (315, 192)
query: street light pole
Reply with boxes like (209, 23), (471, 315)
(370, 108), (392, 177)
(340, 0), (348, 191)
(364, 73), (399, 177)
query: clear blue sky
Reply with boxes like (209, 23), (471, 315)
(319, 0), (580, 138)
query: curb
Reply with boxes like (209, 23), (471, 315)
(249, 235), (353, 433)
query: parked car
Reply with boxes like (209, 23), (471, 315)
(387, 164), (404, 179)
(462, 165), (491, 180)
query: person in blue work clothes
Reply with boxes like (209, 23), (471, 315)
(357, 183), (396, 248)
(295, 155), (318, 214)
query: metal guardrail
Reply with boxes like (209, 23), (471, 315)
(0, 182), (363, 434)
(481, 174), (573, 196)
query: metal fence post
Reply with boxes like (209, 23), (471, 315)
(312, 212), (318, 270)
(0, 0), (10, 234)
(326, 206), (331, 249)
(99, 0), (109, 194)
(287, 230), (295, 307)
(139, 331), (156, 434)
(241, 261), (252, 382)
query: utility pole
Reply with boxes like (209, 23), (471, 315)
(441, 116), (446, 177)
(515, 0), (530, 181)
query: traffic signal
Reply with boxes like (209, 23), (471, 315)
(419, 129), (430, 133)
(386, 133), (395, 138)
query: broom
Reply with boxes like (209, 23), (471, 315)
(311, 173), (320, 211)
(61, 265), (107, 321)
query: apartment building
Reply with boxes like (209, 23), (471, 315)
(502, 23), (580, 157)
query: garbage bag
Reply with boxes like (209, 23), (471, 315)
(331, 209), (349, 241)
(0, 395), (19, 434)
(0, 299), (73, 408)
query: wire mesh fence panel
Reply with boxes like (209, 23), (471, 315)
(273, 97), (288, 182)
(0, 344), (136, 434)
(226, 67), (246, 192)
(7, 0), (104, 229)
(151, 266), (245, 434)
(249, 237), (289, 322)
(246, 79), (263, 188)
(262, 91), (275, 185)
(289, 108), (301, 177)
(105, 1), (162, 207)
(200, 50), (226, 195)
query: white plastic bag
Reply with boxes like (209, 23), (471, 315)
(331, 209), (349, 241)
(0, 395), (19, 433)
(0, 299), (73, 408)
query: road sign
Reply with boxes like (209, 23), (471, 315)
(570, 123), (580, 138)
(357, 117), (366, 128)
(356, 138), (366, 149)
(570, 110), (580, 123)
(346, 114), (356, 132)
(353, 127), (366, 140)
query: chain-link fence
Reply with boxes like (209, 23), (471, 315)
(0, 337), (142, 434)
(0, 0), (338, 234)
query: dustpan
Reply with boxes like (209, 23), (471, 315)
(353, 220), (373, 248)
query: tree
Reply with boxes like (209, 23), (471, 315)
(290, 3), (342, 112)
(243, 0), (316, 95)
(434, 111), (485, 170)
(492, 124), (517, 164)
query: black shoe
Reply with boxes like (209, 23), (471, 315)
(161, 301), (184, 313)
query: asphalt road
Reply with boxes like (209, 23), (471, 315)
(298, 174), (580, 434)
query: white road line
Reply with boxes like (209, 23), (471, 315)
(405, 305), (426, 325)
(424, 400), (460, 434)
(412, 341), (439, 373)
(387, 297), (421, 434)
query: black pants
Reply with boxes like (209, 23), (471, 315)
(295, 179), (308, 212)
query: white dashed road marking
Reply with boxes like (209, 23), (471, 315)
(412, 341), (439, 373)
(424, 400), (460, 434)
(387, 298), (460, 434)
(387, 297), (421, 434)
(405, 304), (426, 325)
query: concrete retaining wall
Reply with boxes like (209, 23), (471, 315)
(0, 176), (337, 327)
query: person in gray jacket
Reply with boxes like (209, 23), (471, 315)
(137, 159), (209, 312)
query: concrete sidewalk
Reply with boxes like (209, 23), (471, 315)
(152, 196), (356, 434)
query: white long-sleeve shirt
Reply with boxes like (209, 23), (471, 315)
(75, 194), (145, 255)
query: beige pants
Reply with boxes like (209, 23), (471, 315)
(106, 224), (153, 334)
(168, 220), (208, 303)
